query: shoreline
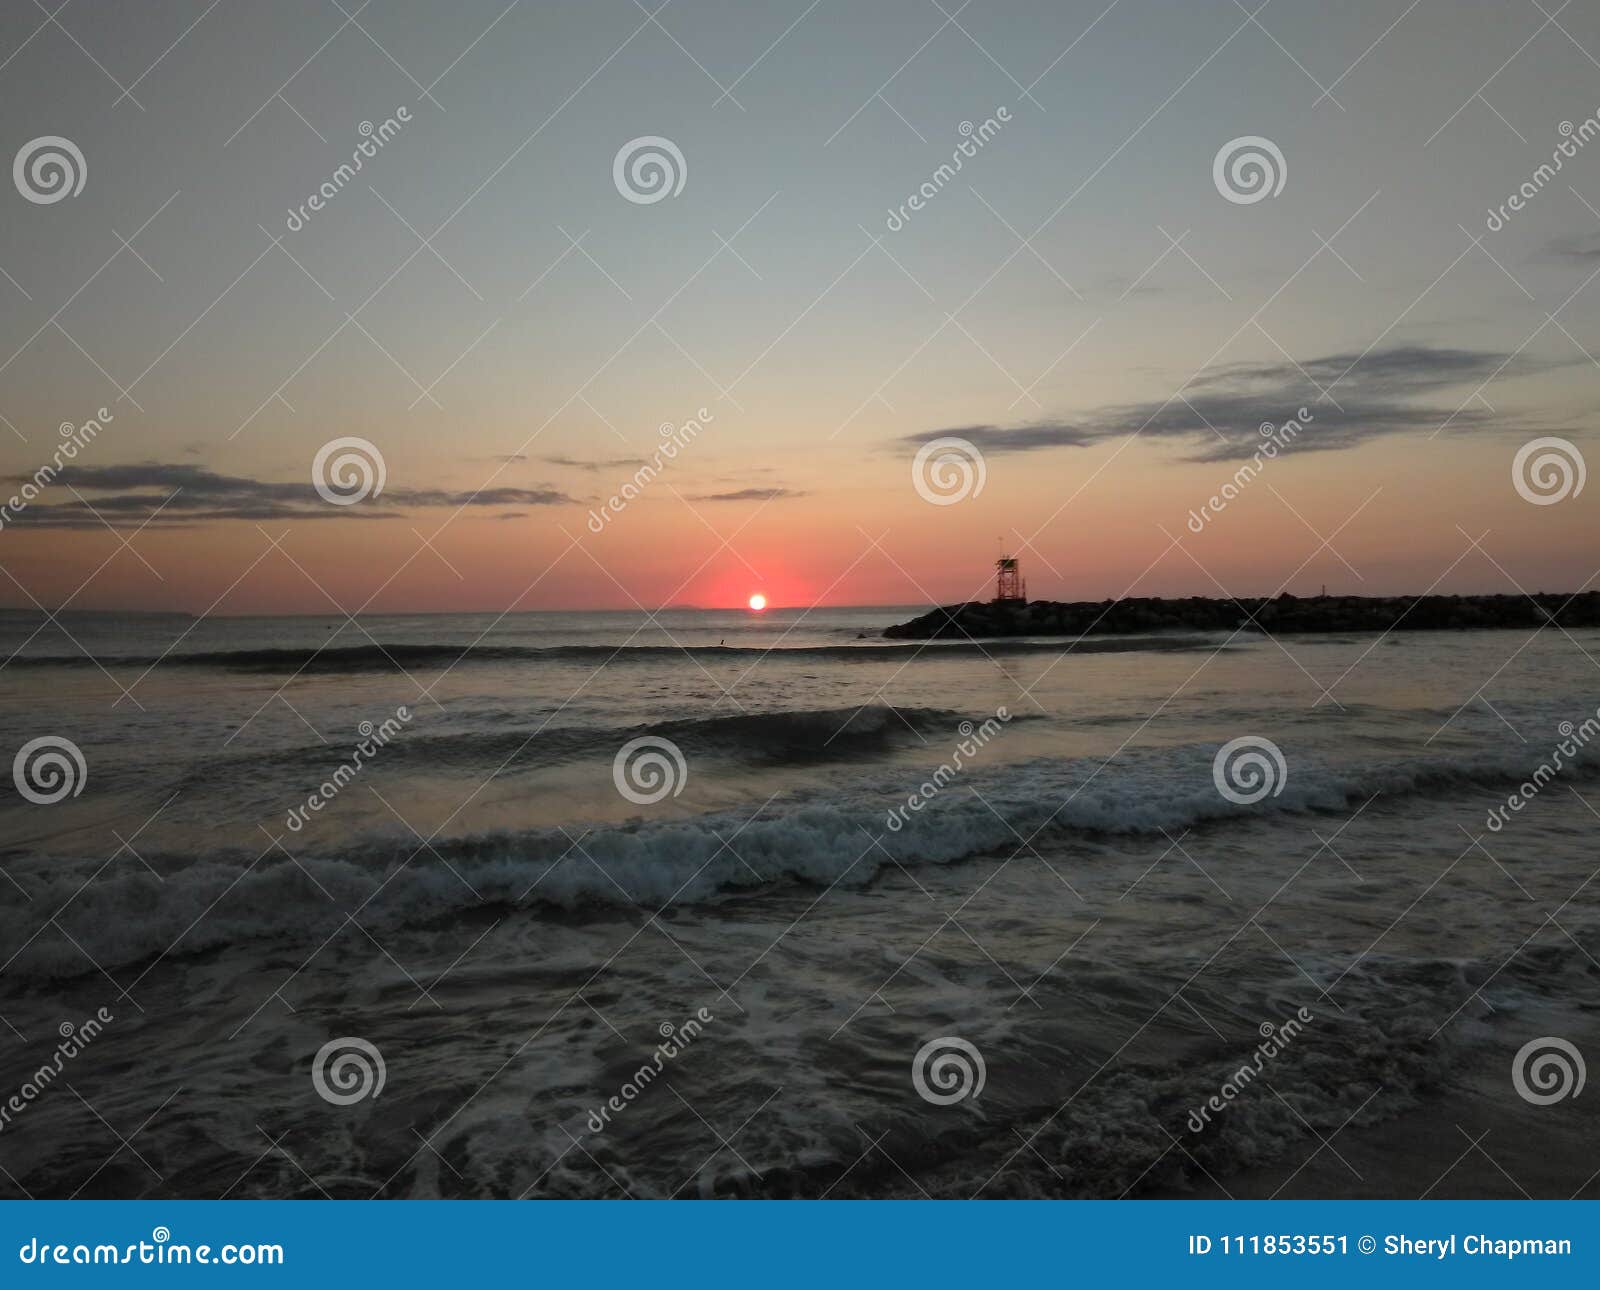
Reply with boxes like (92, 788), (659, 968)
(883, 591), (1600, 640)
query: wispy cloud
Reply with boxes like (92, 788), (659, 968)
(901, 344), (1561, 462)
(1545, 234), (1600, 262)
(540, 454), (647, 472)
(2, 463), (576, 529)
(906, 423), (1102, 453)
(690, 487), (805, 501)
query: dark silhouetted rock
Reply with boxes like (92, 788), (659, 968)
(882, 592), (1600, 640)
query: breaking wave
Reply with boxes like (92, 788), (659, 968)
(5, 741), (1594, 982)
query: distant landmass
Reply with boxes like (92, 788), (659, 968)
(0, 607), (195, 620)
(883, 592), (1600, 639)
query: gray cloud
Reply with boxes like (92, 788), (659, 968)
(910, 423), (1103, 453)
(1546, 234), (1600, 262)
(690, 487), (805, 501)
(901, 344), (1558, 462)
(541, 454), (648, 472)
(1, 462), (575, 529)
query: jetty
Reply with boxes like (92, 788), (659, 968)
(884, 591), (1600, 640)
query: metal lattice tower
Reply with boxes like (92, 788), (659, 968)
(995, 555), (1025, 604)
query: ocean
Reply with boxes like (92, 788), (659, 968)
(1, 607), (1596, 1198)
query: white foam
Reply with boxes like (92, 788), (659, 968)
(3, 737), (1592, 980)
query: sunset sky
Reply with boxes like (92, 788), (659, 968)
(1, 0), (1596, 614)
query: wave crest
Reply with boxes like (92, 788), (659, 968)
(5, 745), (1594, 981)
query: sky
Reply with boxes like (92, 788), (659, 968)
(0, 0), (1596, 614)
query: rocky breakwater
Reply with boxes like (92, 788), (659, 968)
(883, 591), (1600, 640)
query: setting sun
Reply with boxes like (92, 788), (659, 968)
(747, 593), (767, 612)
